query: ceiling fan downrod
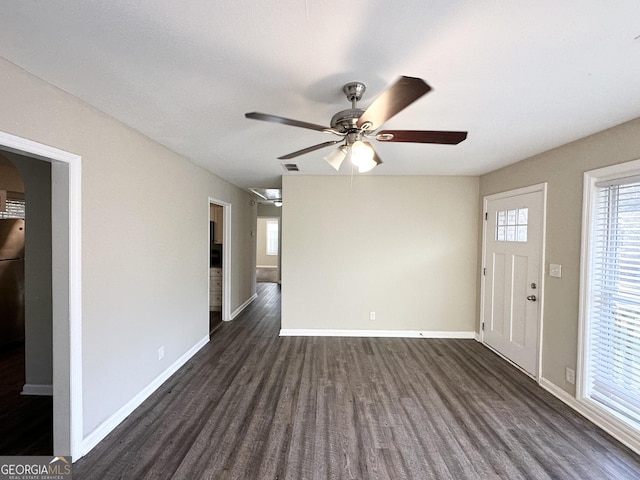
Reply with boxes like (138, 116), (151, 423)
(342, 81), (366, 108)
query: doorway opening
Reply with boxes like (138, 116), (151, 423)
(0, 153), (53, 454)
(0, 131), (81, 459)
(256, 217), (280, 284)
(209, 198), (231, 334)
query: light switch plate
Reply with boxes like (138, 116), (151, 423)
(549, 263), (562, 278)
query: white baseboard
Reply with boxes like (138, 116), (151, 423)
(21, 383), (53, 396)
(230, 293), (257, 320)
(80, 334), (210, 457)
(539, 377), (640, 456)
(279, 329), (476, 339)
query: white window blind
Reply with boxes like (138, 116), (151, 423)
(0, 199), (26, 219)
(266, 220), (278, 256)
(588, 178), (640, 424)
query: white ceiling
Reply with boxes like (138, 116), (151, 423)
(1, 1), (639, 191)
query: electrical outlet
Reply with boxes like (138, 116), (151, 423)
(369, 311), (376, 321)
(158, 346), (165, 360)
(565, 367), (575, 385)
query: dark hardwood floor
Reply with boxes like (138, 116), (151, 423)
(0, 342), (53, 455)
(209, 310), (222, 336)
(74, 283), (640, 479)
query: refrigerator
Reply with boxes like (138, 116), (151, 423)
(0, 219), (25, 348)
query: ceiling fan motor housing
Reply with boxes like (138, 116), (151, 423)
(330, 108), (366, 133)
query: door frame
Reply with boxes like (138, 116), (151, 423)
(480, 182), (547, 381)
(0, 130), (82, 457)
(209, 197), (232, 321)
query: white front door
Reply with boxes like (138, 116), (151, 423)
(482, 185), (546, 376)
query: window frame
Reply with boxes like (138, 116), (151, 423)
(578, 158), (640, 450)
(266, 219), (279, 256)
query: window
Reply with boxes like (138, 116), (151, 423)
(581, 160), (640, 437)
(266, 220), (278, 256)
(0, 190), (25, 219)
(496, 207), (528, 242)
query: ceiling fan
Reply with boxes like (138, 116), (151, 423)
(245, 76), (467, 173)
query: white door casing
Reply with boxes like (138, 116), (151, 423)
(0, 130), (82, 458)
(482, 184), (546, 376)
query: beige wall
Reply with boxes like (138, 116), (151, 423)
(257, 203), (282, 218)
(0, 57), (256, 441)
(282, 175), (479, 332)
(479, 117), (640, 395)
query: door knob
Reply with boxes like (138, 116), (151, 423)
(527, 295), (537, 301)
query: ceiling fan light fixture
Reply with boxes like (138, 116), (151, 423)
(351, 140), (376, 170)
(324, 145), (348, 171)
(246, 76), (467, 175)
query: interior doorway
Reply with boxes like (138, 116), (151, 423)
(209, 198), (231, 333)
(256, 217), (279, 283)
(209, 202), (224, 335)
(0, 130), (81, 458)
(0, 153), (53, 454)
(481, 184), (546, 377)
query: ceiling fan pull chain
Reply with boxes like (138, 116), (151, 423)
(349, 161), (355, 196)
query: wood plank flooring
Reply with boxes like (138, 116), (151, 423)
(0, 343), (53, 455)
(74, 283), (640, 479)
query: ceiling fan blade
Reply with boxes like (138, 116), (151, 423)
(376, 130), (467, 145)
(356, 76), (432, 130)
(245, 112), (330, 132)
(278, 140), (343, 160)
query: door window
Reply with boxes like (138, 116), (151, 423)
(496, 207), (528, 242)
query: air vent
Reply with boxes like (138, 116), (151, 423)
(281, 163), (299, 172)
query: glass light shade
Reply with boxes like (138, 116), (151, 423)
(357, 157), (378, 173)
(351, 141), (379, 172)
(350, 140), (374, 167)
(274, 200), (282, 207)
(324, 146), (347, 171)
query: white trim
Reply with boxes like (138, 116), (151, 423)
(279, 329), (476, 338)
(256, 265), (278, 270)
(230, 293), (258, 320)
(480, 182), (547, 381)
(209, 197), (232, 322)
(80, 335), (209, 457)
(540, 377), (640, 456)
(0, 131), (82, 459)
(578, 169), (596, 404)
(21, 384), (53, 396)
